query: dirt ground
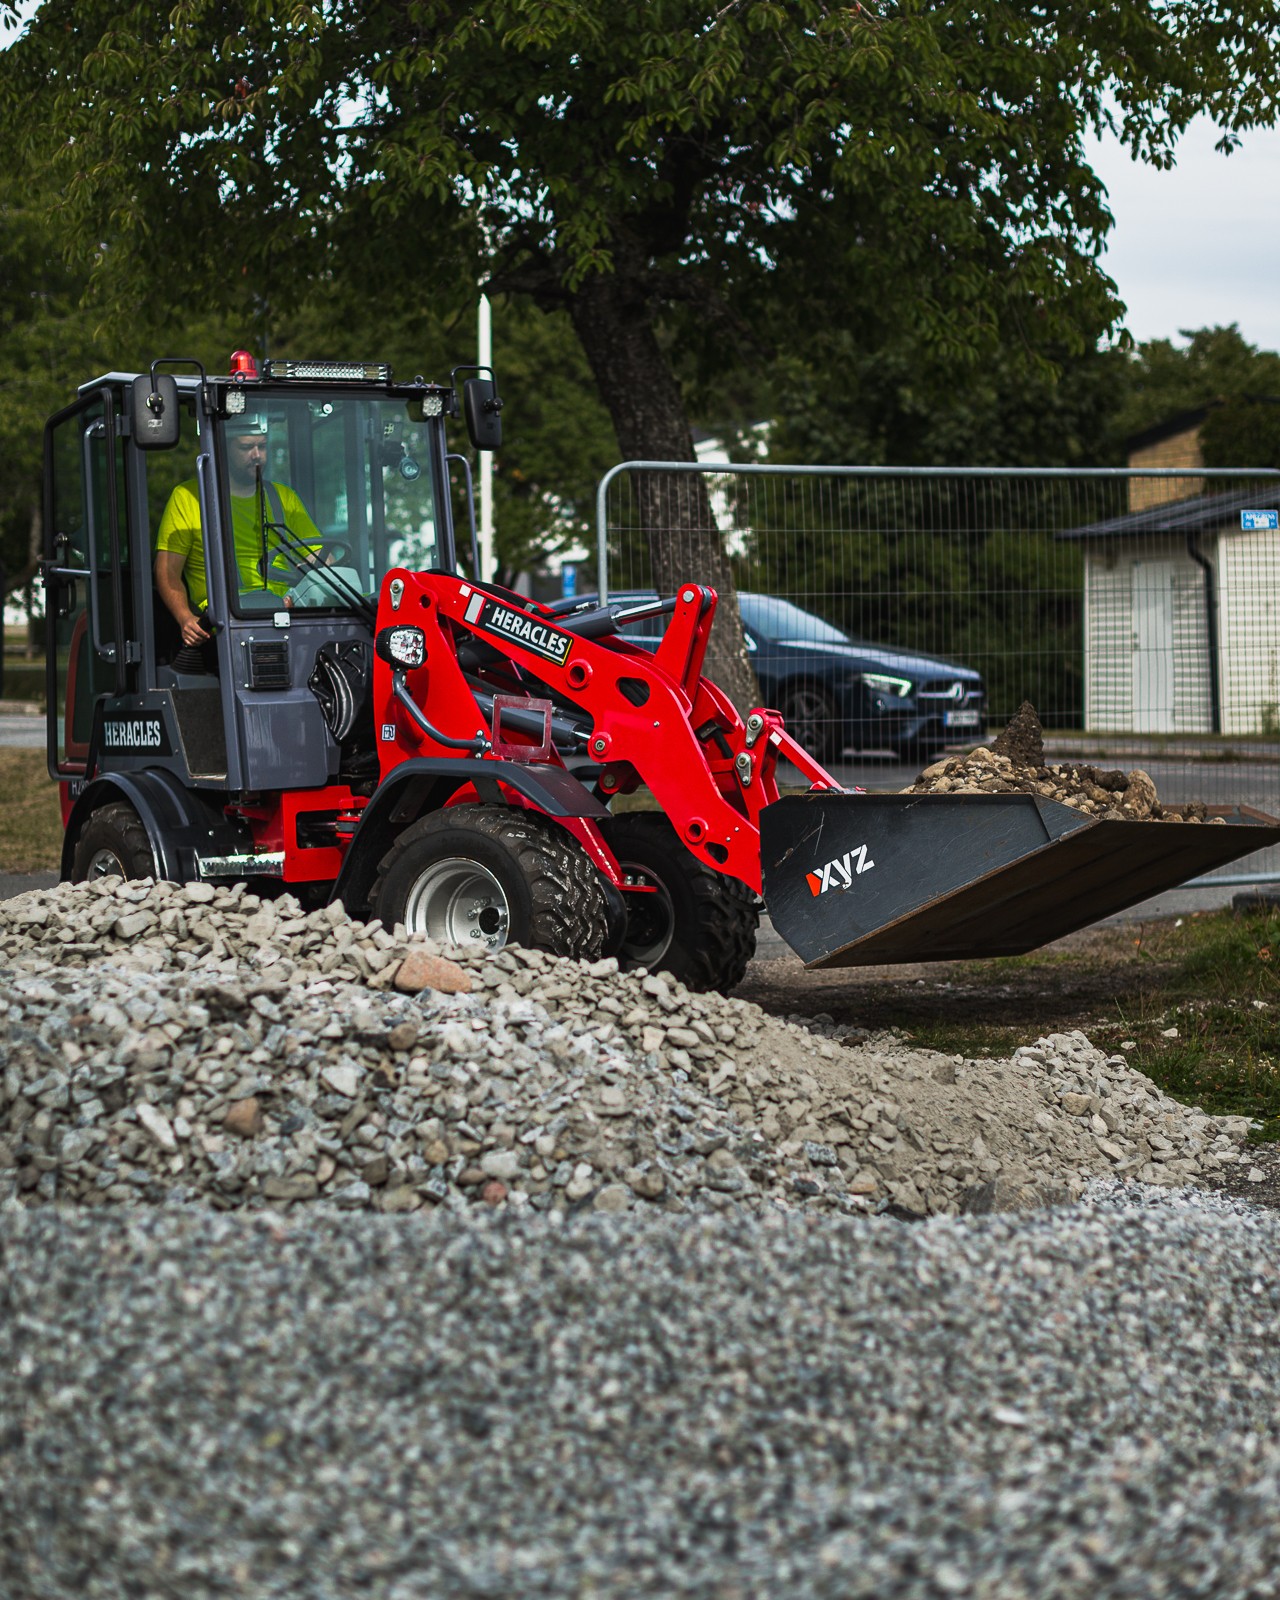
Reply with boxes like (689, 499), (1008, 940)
(738, 923), (1144, 1034)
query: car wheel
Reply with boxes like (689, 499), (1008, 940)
(71, 801), (157, 882)
(372, 804), (608, 960)
(603, 812), (759, 994)
(776, 682), (841, 761)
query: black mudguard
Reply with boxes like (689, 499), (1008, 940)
(60, 771), (252, 884)
(330, 756), (609, 918)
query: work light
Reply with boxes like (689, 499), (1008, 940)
(375, 626), (427, 669)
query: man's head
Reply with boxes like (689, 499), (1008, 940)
(225, 412), (268, 494)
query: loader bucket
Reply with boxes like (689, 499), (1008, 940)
(760, 792), (1280, 968)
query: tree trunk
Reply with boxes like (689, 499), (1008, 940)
(566, 270), (759, 714)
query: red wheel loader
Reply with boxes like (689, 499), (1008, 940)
(39, 353), (1280, 992)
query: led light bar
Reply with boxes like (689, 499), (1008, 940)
(264, 359), (392, 382)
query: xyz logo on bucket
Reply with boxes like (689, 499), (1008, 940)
(806, 844), (874, 896)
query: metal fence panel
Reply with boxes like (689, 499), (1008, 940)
(597, 462), (1280, 887)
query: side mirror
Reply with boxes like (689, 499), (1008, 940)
(463, 377), (503, 452)
(129, 374), (181, 450)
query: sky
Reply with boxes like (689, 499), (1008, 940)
(1084, 118), (1280, 355)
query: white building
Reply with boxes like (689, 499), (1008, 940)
(1065, 485), (1280, 738)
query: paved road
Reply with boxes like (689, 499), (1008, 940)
(0, 714), (44, 749)
(820, 748), (1280, 814)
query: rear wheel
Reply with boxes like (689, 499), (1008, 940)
(777, 682), (841, 762)
(604, 812), (758, 994)
(371, 805), (608, 960)
(71, 801), (156, 882)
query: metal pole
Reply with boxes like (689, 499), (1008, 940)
(478, 292), (494, 583)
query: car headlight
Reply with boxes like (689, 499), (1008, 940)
(862, 672), (912, 699)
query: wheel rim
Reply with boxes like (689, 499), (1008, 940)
(781, 687), (831, 753)
(619, 864), (676, 968)
(85, 847), (127, 880)
(403, 856), (511, 950)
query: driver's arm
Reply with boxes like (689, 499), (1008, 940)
(283, 488), (324, 564)
(155, 551), (206, 646)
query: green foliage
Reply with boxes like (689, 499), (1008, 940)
(0, 163), (103, 604)
(483, 303), (618, 589)
(5, 0), (1280, 671)
(1200, 398), (1280, 470)
(764, 334), (1131, 472)
(1113, 324), (1280, 443)
(0, 144), (258, 617)
(8, 0), (1280, 443)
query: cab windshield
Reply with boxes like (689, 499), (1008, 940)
(222, 389), (443, 614)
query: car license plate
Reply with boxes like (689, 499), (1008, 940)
(944, 710), (981, 728)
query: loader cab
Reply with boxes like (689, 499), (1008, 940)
(42, 356), (460, 805)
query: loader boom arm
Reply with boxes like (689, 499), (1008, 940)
(373, 572), (839, 895)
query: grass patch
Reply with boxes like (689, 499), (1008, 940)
(1094, 907), (1280, 1138)
(0, 749), (64, 872)
(0, 662), (46, 706)
(902, 1017), (1031, 1059)
(1111, 1004), (1280, 1136)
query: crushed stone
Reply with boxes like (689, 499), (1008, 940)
(3, 1195), (1280, 1599)
(0, 879), (1257, 1219)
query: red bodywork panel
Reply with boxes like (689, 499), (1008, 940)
(239, 787), (369, 883)
(367, 571), (840, 894)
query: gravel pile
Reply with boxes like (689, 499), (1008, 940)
(905, 701), (1220, 821)
(3, 1192), (1279, 1598)
(0, 880), (1259, 1218)
(4, 874), (1278, 1595)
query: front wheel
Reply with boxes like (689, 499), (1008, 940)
(604, 812), (759, 994)
(371, 805), (608, 961)
(71, 801), (156, 882)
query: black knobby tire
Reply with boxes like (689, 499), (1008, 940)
(71, 801), (156, 882)
(371, 804), (608, 961)
(603, 811), (758, 994)
(777, 681), (841, 762)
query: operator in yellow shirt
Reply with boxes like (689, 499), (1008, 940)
(154, 410), (323, 657)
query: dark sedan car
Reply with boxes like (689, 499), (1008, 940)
(604, 590), (985, 763)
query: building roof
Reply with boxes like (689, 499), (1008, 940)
(1060, 485), (1279, 542)
(1125, 405), (1215, 456)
